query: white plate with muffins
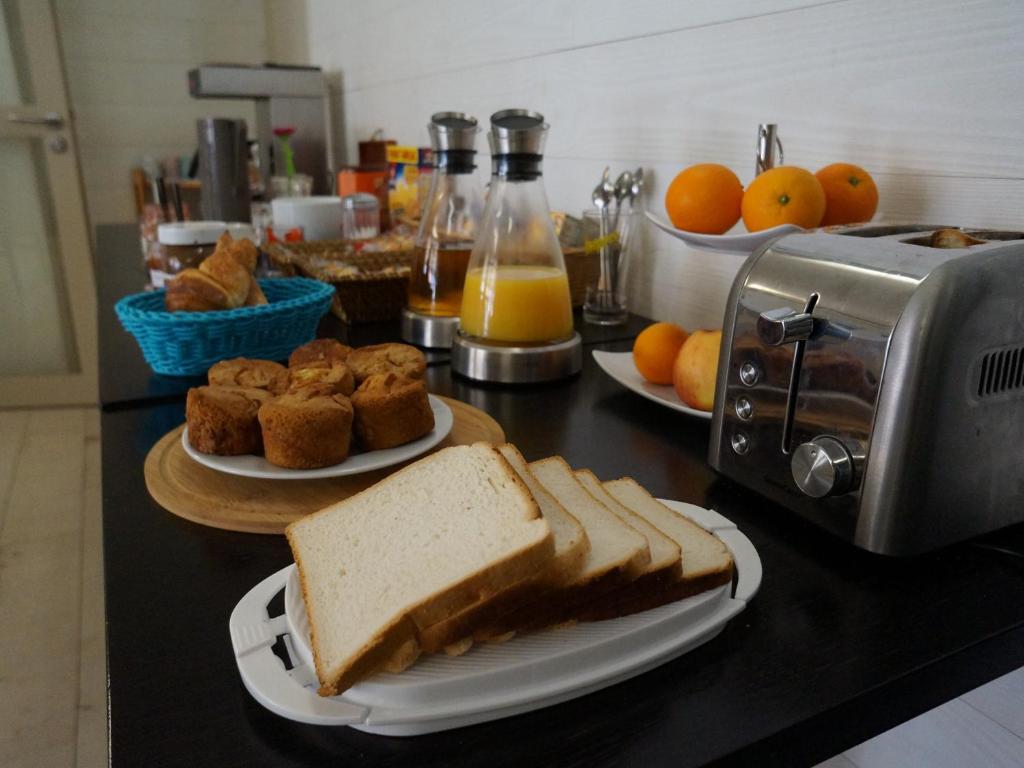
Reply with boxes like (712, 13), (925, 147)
(182, 395), (453, 480)
(183, 340), (453, 480)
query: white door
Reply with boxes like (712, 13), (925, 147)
(0, 0), (97, 406)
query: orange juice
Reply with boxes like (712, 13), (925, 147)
(460, 265), (573, 343)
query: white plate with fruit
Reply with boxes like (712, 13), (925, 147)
(645, 212), (802, 255)
(647, 162), (879, 255)
(594, 323), (720, 420)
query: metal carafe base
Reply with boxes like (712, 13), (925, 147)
(451, 332), (582, 384)
(401, 311), (461, 349)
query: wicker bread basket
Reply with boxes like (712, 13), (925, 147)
(266, 241), (415, 324)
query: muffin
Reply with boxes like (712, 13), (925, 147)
(351, 373), (435, 451)
(346, 343), (427, 384)
(186, 386), (273, 455)
(289, 339), (353, 369)
(208, 358), (289, 395)
(288, 360), (355, 396)
(258, 384), (354, 469)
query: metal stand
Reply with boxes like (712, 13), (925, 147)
(401, 310), (461, 349)
(451, 332), (582, 384)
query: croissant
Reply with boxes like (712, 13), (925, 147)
(165, 232), (268, 312)
(198, 251), (250, 308)
(217, 231), (259, 273)
(245, 278), (268, 306)
(165, 269), (233, 312)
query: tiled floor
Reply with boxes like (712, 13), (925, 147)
(0, 408), (105, 768)
(0, 407), (1021, 767)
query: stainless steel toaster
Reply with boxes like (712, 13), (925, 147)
(708, 224), (1024, 555)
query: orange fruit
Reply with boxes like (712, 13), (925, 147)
(633, 322), (689, 385)
(672, 330), (722, 411)
(664, 164), (744, 234)
(741, 166), (826, 232)
(815, 163), (879, 226)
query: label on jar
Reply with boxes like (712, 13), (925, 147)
(149, 269), (171, 289)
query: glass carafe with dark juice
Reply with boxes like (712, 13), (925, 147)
(452, 110), (581, 383)
(401, 113), (483, 348)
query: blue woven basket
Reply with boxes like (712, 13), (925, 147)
(115, 278), (334, 376)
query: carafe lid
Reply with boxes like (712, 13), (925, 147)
(488, 109), (548, 157)
(428, 112), (479, 152)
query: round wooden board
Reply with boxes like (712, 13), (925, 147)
(144, 396), (505, 535)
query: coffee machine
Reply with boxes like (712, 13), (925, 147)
(188, 64), (334, 196)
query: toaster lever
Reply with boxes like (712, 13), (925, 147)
(767, 295), (819, 454)
(757, 308), (814, 346)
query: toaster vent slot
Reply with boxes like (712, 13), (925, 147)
(977, 346), (1024, 398)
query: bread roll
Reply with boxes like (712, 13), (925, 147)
(208, 358), (289, 395)
(258, 385), (354, 469)
(288, 360), (355, 396)
(288, 339), (353, 369)
(351, 372), (434, 451)
(186, 385), (273, 455)
(346, 343), (426, 384)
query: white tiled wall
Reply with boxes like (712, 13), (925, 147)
(53, 0), (269, 227)
(273, 0), (1024, 327)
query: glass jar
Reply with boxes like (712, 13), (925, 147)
(459, 110), (573, 344)
(157, 221), (256, 278)
(341, 193), (381, 241)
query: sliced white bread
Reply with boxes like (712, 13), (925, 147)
(504, 446), (590, 585)
(593, 477), (734, 617)
(575, 469), (681, 582)
(285, 443), (554, 696)
(416, 444), (590, 654)
(473, 456), (650, 637)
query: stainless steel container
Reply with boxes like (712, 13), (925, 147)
(708, 224), (1024, 555)
(197, 118), (251, 222)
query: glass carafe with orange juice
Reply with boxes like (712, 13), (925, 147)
(401, 113), (484, 348)
(452, 110), (581, 383)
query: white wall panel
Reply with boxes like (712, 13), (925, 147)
(53, 0), (268, 226)
(265, 0), (1024, 324)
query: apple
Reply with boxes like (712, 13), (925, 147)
(672, 330), (723, 411)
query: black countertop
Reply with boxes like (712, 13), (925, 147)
(96, 224), (650, 411)
(96, 225), (1024, 767)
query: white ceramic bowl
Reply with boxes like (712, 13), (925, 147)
(271, 196), (345, 241)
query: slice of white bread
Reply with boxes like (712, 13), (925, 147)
(416, 444), (590, 654)
(472, 456), (651, 638)
(575, 469), (681, 581)
(285, 443), (554, 696)
(585, 477), (733, 618)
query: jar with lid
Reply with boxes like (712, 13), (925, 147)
(156, 222), (256, 287)
(341, 193), (381, 240)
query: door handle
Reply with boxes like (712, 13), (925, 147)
(7, 111), (64, 128)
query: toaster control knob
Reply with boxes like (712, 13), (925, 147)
(757, 308), (814, 346)
(791, 436), (854, 498)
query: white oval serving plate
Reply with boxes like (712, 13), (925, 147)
(228, 501), (760, 735)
